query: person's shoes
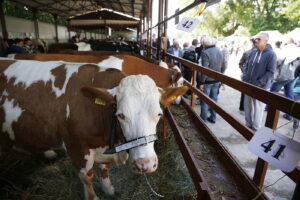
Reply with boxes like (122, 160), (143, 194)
(207, 117), (216, 124)
(283, 114), (292, 121)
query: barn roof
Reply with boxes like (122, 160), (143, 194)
(9, 0), (146, 19)
(8, 0), (221, 20)
(69, 9), (139, 30)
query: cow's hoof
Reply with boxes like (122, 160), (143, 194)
(43, 150), (57, 159)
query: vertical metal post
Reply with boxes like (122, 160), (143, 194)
(253, 107), (279, 188)
(0, 0), (8, 39)
(157, 0), (164, 60)
(67, 19), (71, 41)
(164, 0), (168, 37)
(146, 13), (150, 57)
(32, 8), (39, 39)
(53, 14), (59, 43)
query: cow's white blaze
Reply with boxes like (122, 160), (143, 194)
(80, 149), (95, 175)
(2, 98), (23, 140)
(4, 60), (83, 97)
(98, 56), (123, 72)
(110, 75), (161, 173)
(66, 104), (70, 119)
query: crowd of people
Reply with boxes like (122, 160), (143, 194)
(166, 33), (300, 131)
(0, 36), (47, 56)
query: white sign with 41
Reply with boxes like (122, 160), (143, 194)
(248, 127), (300, 172)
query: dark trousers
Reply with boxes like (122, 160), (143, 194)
(239, 93), (245, 111)
(183, 68), (193, 95)
(183, 68), (193, 83)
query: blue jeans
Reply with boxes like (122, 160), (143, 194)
(266, 80), (294, 117)
(201, 82), (220, 122)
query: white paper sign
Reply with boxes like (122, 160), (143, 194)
(176, 17), (201, 33)
(248, 127), (300, 172)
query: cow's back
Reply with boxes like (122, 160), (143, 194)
(0, 60), (125, 153)
(14, 54), (175, 88)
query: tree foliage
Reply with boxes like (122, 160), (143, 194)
(191, 0), (300, 37)
(3, 0), (66, 26)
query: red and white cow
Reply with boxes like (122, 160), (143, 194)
(0, 59), (187, 199)
(10, 54), (182, 89)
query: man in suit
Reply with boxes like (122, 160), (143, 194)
(167, 40), (183, 66)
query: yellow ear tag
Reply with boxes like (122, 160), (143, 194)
(167, 96), (177, 103)
(95, 98), (106, 106)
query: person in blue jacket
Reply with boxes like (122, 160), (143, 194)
(167, 40), (183, 66)
(292, 61), (300, 130)
(8, 38), (25, 54)
(242, 33), (277, 131)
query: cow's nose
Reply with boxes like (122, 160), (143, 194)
(132, 157), (158, 173)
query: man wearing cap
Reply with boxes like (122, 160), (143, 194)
(242, 33), (276, 131)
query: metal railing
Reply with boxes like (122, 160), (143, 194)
(162, 52), (300, 197)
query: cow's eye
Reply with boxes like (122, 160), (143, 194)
(158, 113), (163, 117)
(117, 113), (125, 120)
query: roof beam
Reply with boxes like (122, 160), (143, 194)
(117, 0), (125, 14)
(132, 0), (135, 17)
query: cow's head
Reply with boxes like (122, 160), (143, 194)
(81, 75), (187, 173)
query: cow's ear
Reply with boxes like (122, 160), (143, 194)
(81, 86), (116, 106)
(160, 86), (188, 108)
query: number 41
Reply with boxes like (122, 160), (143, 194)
(261, 140), (286, 159)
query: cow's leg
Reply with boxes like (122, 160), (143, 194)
(67, 146), (99, 200)
(76, 149), (99, 200)
(99, 164), (115, 196)
(79, 169), (99, 200)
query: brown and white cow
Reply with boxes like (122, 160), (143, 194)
(10, 54), (182, 89)
(0, 59), (187, 199)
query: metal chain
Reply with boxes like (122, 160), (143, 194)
(143, 174), (164, 198)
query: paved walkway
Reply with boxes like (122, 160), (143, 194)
(191, 54), (298, 200)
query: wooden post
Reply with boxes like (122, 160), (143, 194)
(53, 14), (59, 43)
(32, 8), (39, 39)
(253, 107), (279, 188)
(191, 70), (197, 108)
(0, 0), (8, 39)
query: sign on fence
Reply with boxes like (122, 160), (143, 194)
(176, 17), (201, 33)
(248, 127), (300, 172)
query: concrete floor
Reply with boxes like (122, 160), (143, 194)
(190, 54), (299, 200)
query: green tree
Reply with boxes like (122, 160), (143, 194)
(282, 0), (300, 22)
(178, 0), (299, 38)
